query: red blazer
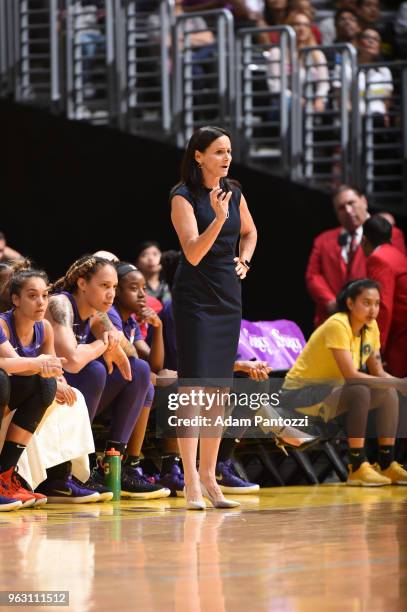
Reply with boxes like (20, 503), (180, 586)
(367, 243), (407, 377)
(306, 226), (406, 328)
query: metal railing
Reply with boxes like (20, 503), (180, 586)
(115, 0), (174, 134)
(235, 26), (299, 179)
(298, 43), (358, 187)
(0, 4), (406, 212)
(357, 61), (407, 212)
(65, 0), (115, 123)
(172, 8), (235, 147)
(12, 0), (61, 107)
(0, 0), (13, 96)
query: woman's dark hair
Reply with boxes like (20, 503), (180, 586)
(336, 279), (380, 312)
(115, 261), (140, 282)
(134, 241), (161, 262)
(10, 270), (49, 301)
(160, 250), (181, 290)
(363, 214), (392, 248)
(52, 255), (115, 294)
(172, 126), (239, 197)
(0, 258), (33, 311)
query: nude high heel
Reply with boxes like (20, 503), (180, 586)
(183, 485), (206, 511)
(200, 481), (240, 508)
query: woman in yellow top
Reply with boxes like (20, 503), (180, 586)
(281, 279), (407, 486)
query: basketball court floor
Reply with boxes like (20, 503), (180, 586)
(1, 485), (406, 611)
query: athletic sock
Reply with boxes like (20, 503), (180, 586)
(0, 441), (27, 472)
(124, 454), (140, 468)
(160, 453), (180, 476)
(349, 447), (367, 471)
(377, 445), (395, 470)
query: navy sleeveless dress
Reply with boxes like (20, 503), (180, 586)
(171, 183), (242, 381)
(0, 310), (44, 357)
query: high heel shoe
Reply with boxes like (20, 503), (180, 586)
(183, 485), (206, 511)
(200, 481), (240, 508)
(271, 427), (320, 456)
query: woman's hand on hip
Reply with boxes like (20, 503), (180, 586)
(234, 257), (250, 280)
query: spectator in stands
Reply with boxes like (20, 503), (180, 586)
(263, 0), (288, 29)
(333, 8), (361, 46)
(356, 28), (393, 121)
(395, 2), (407, 58)
(262, 0), (321, 43)
(362, 215), (407, 378)
(356, 0), (395, 59)
(0, 232), (22, 264)
(135, 241), (171, 305)
(280, 278), (407, 486)
(287, 0), (322, 42)
(75, 0), (106, 97)
(319, 0), (357, 46)
(306, 184), (406, 327)
(267, 11), (329, 114)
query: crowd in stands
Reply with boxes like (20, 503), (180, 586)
(0, 180), (407, 510)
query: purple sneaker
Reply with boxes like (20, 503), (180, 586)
(216, 459), (260, 494)
(157, 464), (185, 498)
(35, 475), (100, 504)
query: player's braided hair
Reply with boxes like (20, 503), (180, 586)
(51, 255), (115, 294)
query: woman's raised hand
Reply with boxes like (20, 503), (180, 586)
(210, 187), (232, 223)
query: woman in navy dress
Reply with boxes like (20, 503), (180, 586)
(170, 126), (257, 509)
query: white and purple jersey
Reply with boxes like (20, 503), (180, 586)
(0, 309), (44, 358)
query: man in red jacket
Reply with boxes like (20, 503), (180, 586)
(306, 185), (406, 327)
(362, 215), (407, 377)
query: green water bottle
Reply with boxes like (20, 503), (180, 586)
(103, 449), (121, 501)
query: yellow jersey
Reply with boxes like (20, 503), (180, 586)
(285, 312), (381, 388)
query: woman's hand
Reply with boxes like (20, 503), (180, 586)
(210, 187), (232, 223)
(36, 355), (66, 378)
(237, 360), (271, 381)
(102, 329), (123, 351)
(138, 306), (162, 328)
(56, 377), (77, 406)
(233, 257), (250, 280)
(103, 345), (132, 381)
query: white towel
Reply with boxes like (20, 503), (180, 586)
(0, 388), (94, 489)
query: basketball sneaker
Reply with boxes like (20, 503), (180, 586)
(121, 463), (171, 499)
(35, 475), (100, 503)
(216, 459), (260, 494)
(156, 463), (185, 497)
(373, 462), (407, 485)
(0, 467), (36, 507)
(346, 462), (391, 486)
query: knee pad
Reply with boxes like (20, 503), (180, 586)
(0, 369), (11, 411)
(12, 376), (57, 433)
(38, 376), (58, 408)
